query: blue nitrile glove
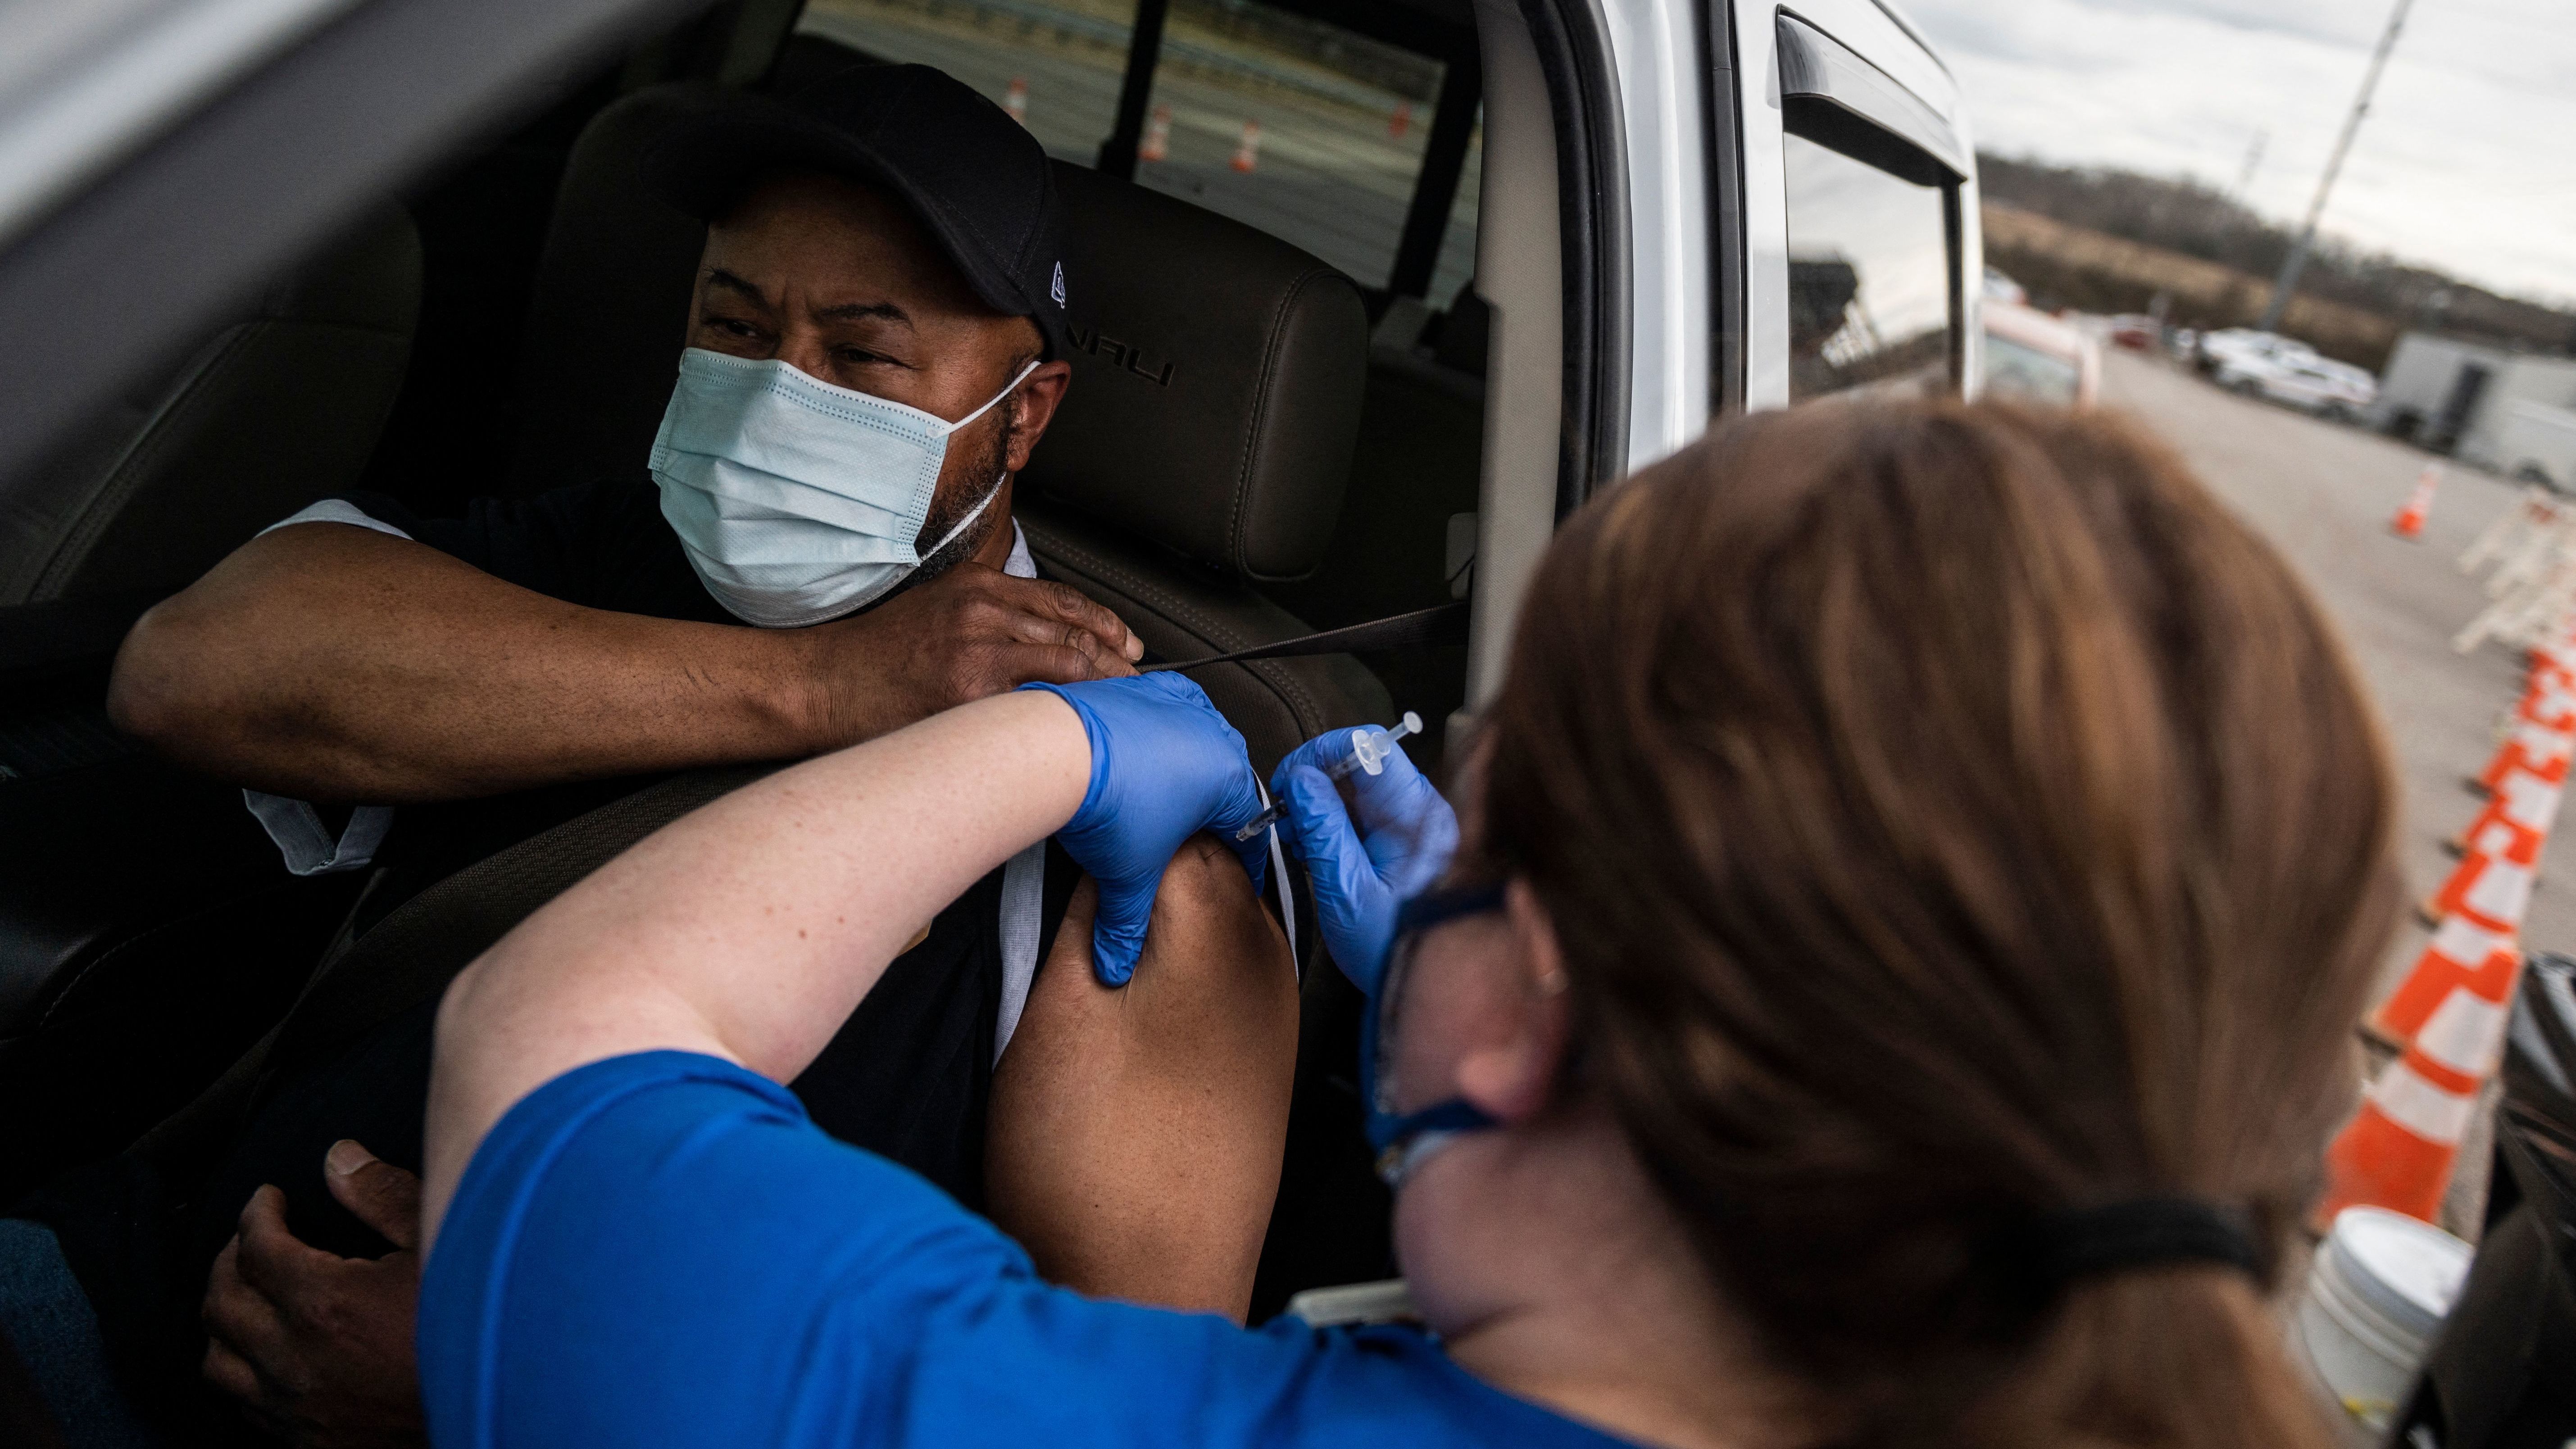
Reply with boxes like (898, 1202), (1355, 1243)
(1270, 727), (1457, 995)
(1019, 674), (1267, 986)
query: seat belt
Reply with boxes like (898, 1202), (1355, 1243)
(1143, 600), (1469, 672)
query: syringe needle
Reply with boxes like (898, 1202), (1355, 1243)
(1231, 713), (1424, 842)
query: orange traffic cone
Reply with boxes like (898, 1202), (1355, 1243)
(1139, 104), (1171, 163)
(2319, 964), (2520, 1224)
(1230, 120), (1261, 173)
(1004, 77), (1029, 126)
(2391, 464), (2440, 539)
(2420, 813), (2541, 930)
(2514, 675), (2576, 733)
(2475, 718), (2573, 795)
(2444, 765), (2563, 859)
(1389, 101), (1413, 139)
(2369, 915), (2518, 1047)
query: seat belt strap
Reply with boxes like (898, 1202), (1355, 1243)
(1144, 601), (1469, 672)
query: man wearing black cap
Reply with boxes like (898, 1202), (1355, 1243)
(8, 65), (1298, 1447)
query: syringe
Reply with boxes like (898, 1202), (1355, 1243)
(1235, 712), (1424, 842)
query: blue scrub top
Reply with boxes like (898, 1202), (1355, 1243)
(418, 1051), (1639, 1449)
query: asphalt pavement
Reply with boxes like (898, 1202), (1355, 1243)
(2100, 349), (2551, 1234)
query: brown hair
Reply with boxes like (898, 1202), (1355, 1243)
(1480, 401), (2400, 1447)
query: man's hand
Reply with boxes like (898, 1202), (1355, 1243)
(202, 1141), (426, 1449)
(797, 562), (1145, 745)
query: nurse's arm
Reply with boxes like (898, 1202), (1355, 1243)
(421, 687), (1092, 1248)
(107, 522), (1138, 803)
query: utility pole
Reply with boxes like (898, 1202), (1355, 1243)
(2258, 0), (2412, 334)
(2233, 129), (2267, 200)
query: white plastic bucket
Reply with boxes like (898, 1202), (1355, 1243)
(2294, 1207), (2473, 1432)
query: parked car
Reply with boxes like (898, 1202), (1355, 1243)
(1981, 300), (2099, 409)
(2104, 313), (2158, 351)
(2196, 327), (2315, 377)
(2216, 350), (2378, 422)
(0, 0), (1983, 1358)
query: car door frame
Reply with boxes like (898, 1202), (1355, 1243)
(1723, 0), (1979, 412)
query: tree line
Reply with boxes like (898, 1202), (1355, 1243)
(1978, 151), (2576, 359)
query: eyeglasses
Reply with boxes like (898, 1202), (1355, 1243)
(1369, 880), (1508, 1137)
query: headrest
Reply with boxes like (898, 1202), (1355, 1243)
(504, 83), (720, 497)
(1020, 164), (1366, 583)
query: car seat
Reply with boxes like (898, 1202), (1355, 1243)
(0, 208), (422, 606)
(0, 209), (423, 1199)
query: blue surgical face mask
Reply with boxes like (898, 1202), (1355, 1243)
(1361, 882), (1506, 1189)
(649, 348), (1040, 628)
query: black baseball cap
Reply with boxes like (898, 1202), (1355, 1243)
(641, 64), (1072, 359)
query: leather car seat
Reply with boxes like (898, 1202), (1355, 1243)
(0, 208), (421, 1197)
(1014, 162), (1387, 776)
(0, 208), (422, 605)
(501, 83), (1391, 772)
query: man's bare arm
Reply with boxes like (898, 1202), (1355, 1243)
(109, 522), (1140, 803)
(988, 849), (1297, 1322)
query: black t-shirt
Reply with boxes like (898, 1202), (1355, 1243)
(343, 477), (733, 625)
(323, 479), (738, 938)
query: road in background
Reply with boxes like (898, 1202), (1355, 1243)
(2101, 349), (2556, 1233)
(2102, 350), (2573, 974)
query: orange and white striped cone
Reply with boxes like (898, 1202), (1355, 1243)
(2368, 915), (2518, 1048)
(1389, 101), (1413, 139)
(2531, 640), (2576, 691)
(1230, 120), (1261, 173)
(2391, 465), (2441, 539)
(1004, 77), (1029, 126)
(2443, 764), (2562, 861)
(1139, 104), (1171, 163)
(2419, 814), (2541, 931)
(2532, 637), (2576, 686)
(2514, 675), (2576, 733)
(2319, 967), (2520, 1225)
(2474, 718), (2573, 796)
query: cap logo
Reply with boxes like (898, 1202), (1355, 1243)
(1050, 262), (1066, 307)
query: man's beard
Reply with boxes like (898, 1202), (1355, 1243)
(906, 410), (1013, 588)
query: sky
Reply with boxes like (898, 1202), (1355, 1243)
(1901, 0), (2576, 306)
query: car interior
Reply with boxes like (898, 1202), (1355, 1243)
(0, 0), (1506, 1331)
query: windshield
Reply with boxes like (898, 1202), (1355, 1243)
(1981, 334), (2081, 405)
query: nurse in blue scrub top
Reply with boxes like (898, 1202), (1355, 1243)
(414, 402), (2404, 1449)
